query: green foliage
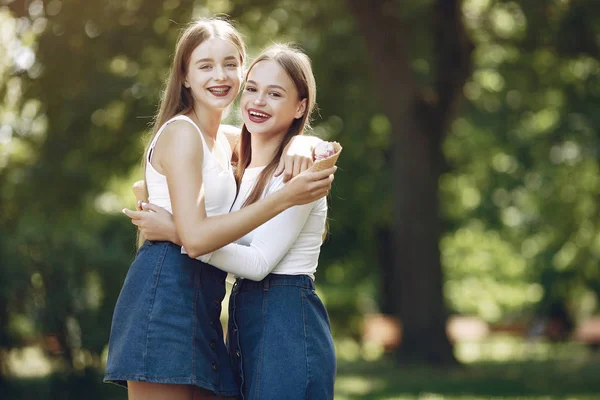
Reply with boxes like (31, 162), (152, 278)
(1, 0), (600, 390)
(441, 0), (600, 323)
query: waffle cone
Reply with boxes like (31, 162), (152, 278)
(132, 180), (148, 203)
(311, 142), (342, 172)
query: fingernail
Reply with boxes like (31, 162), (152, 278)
(121, 209), (127, 214)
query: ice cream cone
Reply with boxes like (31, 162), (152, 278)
(311, 142), (342, 172)
(132, 180), (148, 203)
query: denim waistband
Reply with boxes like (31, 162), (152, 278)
(232, 274), (314, 293)
(144, 240), (180, 249)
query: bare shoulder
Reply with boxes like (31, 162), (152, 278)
(155, 119), (203, 164)
(161, 119), (201, 144)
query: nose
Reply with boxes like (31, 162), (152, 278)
(254, 93), (266, 106)
(215, 65), (226, 81)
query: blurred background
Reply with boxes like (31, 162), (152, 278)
(2, 0), (600, 399)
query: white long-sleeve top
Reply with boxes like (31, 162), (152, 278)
(197, 166), (327, 281)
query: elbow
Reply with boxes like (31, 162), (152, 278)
(247, 266), (272, 282)
(248, 272), (269, 282)
(185, 248), (202, 259)
(181, 236), (211, 259)
(184, 245), (210, 259)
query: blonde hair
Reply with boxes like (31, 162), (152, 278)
(235, 44), (317, 207)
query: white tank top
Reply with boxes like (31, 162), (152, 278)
(145, 115), (236, 217)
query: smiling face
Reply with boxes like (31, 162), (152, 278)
(184, 37), (243, 111)
(241, 60), (307, 139)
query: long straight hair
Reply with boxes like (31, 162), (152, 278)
(235, 44), (317, 207)
(142, 18), (246, 197)
(136, 18), (246, 248)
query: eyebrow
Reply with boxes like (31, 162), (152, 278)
(246, 80), (288, 93)
(196, 56), (238, 63)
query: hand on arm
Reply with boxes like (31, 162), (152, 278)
(204, 184), (315, 281)
(275, 135), (324, 182)
(142, 120), (335, 259)
(122, 203), (182, 245)
(123, 163), (334, 255)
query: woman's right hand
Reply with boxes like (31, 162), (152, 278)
(122, 203), (182, 245)
(281, 166), (336, 207)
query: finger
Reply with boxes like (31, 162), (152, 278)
(316, 189), (329, 199)
(141, 202), (162, 213)
(136, 200), (143, 211)
(292, 155), (302, 179)
(122, 208), (144, 219)
(308, 166), (337, 180)
(300, 157), (311, 173)
(312, 174), (335, 191)
(283, 157), (294, 183)
(274, 158), (284, 176)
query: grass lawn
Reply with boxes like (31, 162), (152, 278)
(5, 339), (600, 399)
(335, 357), (600, 399)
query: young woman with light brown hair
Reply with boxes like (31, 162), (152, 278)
(104, 19), (334, 400)
(127, 44), (337, 400)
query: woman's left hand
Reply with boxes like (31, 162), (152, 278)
(275, 136), (322, 182)
(122, 203), (181, 245)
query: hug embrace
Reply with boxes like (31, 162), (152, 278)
(103, 17), (341, 400)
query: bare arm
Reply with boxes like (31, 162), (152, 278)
(219, 123), (323, 181)
(152, 120), (333, 259)
(199, 192), (320, 281)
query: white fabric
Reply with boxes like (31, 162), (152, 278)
(145, 115), (236, 217)
(197, 166), (327, 281)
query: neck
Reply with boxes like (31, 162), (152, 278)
(248, 130), (286, 168)
(189, 102), (223, 139)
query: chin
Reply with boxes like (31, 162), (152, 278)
(243, 123), (266, 135)
(207, 99), (234, 110)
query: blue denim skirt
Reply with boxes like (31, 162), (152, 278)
(104, 241), (239, 397)
(227, 274), (336, 400)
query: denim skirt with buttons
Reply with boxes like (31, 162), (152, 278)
(227, 274), (336, 400)
(104, 241), (239, 397)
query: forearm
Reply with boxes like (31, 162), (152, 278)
(199, 197), (314, 281)
(205, 244), (273, 281)
(180, 190), (290, 258)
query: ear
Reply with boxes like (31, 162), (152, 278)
(294, 98), (307, 119)
(183, 79), (191, 89)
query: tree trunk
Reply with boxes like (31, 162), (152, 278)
(348, 0), (472, 365)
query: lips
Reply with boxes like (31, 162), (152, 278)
(247, 108), (272, 123)
(207, 85), (231, 97)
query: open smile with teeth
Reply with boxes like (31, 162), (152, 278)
(247, 109), (272, 123)
(249, 110), (270, 118)
(208, 86), (231, 96)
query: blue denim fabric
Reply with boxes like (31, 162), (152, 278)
(104, 241), (239, 397)
(227, 274), (336, 400)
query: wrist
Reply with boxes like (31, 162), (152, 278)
(272, 186), (293, 212)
